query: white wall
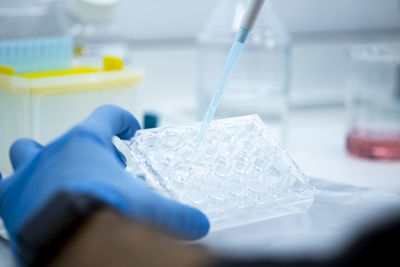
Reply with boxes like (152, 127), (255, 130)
(116, 0), (400, 40)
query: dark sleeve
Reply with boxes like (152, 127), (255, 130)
(213, 213), (400, 267)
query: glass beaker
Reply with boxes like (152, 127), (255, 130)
(63, 0), (133, 67)
(197, 0), (291, 143)
(346, 44), (400, 161)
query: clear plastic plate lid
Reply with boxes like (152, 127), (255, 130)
(117, 115), (316, 230)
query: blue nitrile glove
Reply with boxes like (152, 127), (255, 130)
(0, 105), (209, 254)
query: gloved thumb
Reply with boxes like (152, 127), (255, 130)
(159, 199), (210, 240)
(9, 138), (44, 171)
(127, 194), (210, 240)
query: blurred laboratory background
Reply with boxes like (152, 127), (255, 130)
(0, 0), (400, 265)
(0, 0), (399, 184)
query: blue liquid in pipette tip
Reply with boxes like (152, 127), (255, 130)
(196, 26), (251, 144)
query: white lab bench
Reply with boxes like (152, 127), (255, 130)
(0, 106), (399, 266)
(139, 80), (400, 259)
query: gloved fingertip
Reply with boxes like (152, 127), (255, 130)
(184, 208), (210, 240)
(117, 119), (141, 140)
(10, 138), (43, 171)
(165, 201), (210, 240)
(83, 105), (141, 142)
(197, 212), (211, 237)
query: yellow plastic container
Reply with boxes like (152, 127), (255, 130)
(0, 57), (143, 175)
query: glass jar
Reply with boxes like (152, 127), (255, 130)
(63, 0), (133, 67)
(346, 44), (400, 160)
(197, 0), (291, 143)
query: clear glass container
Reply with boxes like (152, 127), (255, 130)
(197, 0), (291, 143)
(346, 44), (400, 161)
(63, 0), (133, 67)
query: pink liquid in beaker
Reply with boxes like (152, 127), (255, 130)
(346, 128), (400, 161)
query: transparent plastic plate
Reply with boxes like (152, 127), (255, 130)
(117, 115), (316, 231)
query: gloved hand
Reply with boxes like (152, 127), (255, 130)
(0, 105), (209, 253)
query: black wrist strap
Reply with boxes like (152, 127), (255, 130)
(17, 191), (106, 267)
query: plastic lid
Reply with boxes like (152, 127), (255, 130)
(0, 56), (143, 96)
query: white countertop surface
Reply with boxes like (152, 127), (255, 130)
(287, 108), (400, 195)
(1, 106), (399, 266)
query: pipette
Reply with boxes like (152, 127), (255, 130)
(196, 0), (266, 144)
